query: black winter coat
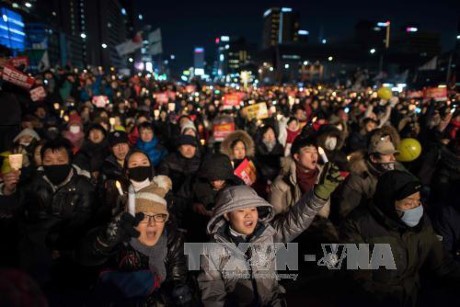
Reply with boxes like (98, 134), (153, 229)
(79, 224), (192, 306)
(255, 141), (284, 182)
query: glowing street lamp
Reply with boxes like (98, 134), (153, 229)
(370, 48), (376, 54)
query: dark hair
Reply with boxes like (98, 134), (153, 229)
(290, 135), (317, 156)
(230, 139), (246, 150)
(138, 122), (154, 133)
(40, 138), (73, 162)
(287, 117), (298, 126)
(123, 149), (155, 179)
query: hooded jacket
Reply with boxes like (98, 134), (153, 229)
(198, 185), (327, 307)
(136, 136), (168, 168)
(341, 171), (460, 307)
(220, 130), (255, 162)
(269, 156), (330, 218)
(336, 126), (403, 221)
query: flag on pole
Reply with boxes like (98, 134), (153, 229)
(418, 56), (437, 71)
(150, 42), (163, 55)
(115, 32), (143, 56)
(148, 28), (162, 43)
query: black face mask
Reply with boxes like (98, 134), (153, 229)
(44, 164), (71, 185)
(128, 166), (152, 182)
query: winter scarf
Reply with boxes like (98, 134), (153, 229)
(129, 232), (168, 283)
(449, 120), (460, 140)
(296, 165), (319, 194)
(286, 127), (300, 144)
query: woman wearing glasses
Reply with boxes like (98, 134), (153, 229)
(80, 175), (196, 306)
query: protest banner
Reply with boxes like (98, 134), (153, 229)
(234, 158), (257, 186)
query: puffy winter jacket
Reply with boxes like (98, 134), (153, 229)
(269, 157), (330, 218)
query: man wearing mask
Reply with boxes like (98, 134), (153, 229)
(341, 170), (460, 306)
(336, 126), (403, 222)
(1, 138), (95, 293)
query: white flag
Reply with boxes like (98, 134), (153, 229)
(148, 28), (162, 44)
(150, 41), (163, 55)
(418, 56), (437, 71)
(115, 33), (143, 56)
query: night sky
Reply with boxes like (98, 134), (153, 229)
(137, 0), (459, 70)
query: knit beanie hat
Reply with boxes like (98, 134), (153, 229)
(135, 175), (172, 219)
(180, 121), (197, 134)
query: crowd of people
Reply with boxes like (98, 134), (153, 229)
(1, 66), (460, 306)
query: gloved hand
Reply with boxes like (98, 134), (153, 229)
(314, 162), (344, 200)
(96, 212), (144, 251)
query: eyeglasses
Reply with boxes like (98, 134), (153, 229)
(139, 214), (167, 224)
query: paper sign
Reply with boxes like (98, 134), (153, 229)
(234, 158), (257, 186)
(8, 154), (23, 170)
(244, 102), (269, 120)
(92, 95), (109, 108)
(424, 87), (447, 101)
(155, 92), (169, 104)
(185, 85), (196, 93)
(2, 65), (35, 89)
(30, 86), (47, 102)
(223, 92), (245, 109)
(8, 56), (29, 68)
(213, 122), (235, 142)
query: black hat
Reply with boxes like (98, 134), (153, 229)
(87, 123), (107, 137)
(199, 154), (236, 181)
(108, 131), (129, 147)
(373, 170), (421, 220)
(177, 135), (197, 147)
(290, 135), (317, 156)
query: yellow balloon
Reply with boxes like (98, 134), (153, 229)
(397, 138), (422, 162)
(377, 87), (393, 100)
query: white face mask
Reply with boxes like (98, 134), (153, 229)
(130, 178), (151, 192)
(69, 125), (81, 134)
(20, 142), (31, 147)
(324, 137), (337, 151)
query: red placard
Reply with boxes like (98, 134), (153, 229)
(155, 92), (169, 104)
(2, 65), (35, 89)
(92, 95), (109, 108)
(234, 158), (257, 186)
(8, 56), (29, 68)
(30, 86), (47, 102)
(424, 87), (447, 101)
(185, 85), (196, 93)
(213, 122), (235, 142)
(223, 93), (243, 109)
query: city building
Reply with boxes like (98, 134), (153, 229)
(0, 0), (135, 70)
(262, 7), (300, 49)
(194, 46), (204, 75)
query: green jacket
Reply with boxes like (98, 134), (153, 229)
(341, 204), (460, 307)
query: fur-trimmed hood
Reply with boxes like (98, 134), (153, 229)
(220, 130), (255, 159)
(316, 125), (345, 150)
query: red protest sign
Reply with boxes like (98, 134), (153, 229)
(30, 86), (47, 102)
(155, 92), (169, 104)
(213, 122), (235, 142)
(8, 56), (29, 68)
(234, 158), (257, 186)
(185, 85), (196, 93)
(424, 87), (447, 101)
(2, 65), (35, 89)
(223, 93), (243, 109)
(92, 95), (109, 108)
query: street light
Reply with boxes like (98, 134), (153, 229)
(128, 57), (133, 63)
(80, 33), (87, 39)
(101, 43), (107, 49)
(370, 48), (376, 54)
(328, 56), (333, 61)
(457, 35), (460, 40)
(24, 2), (32, 8)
